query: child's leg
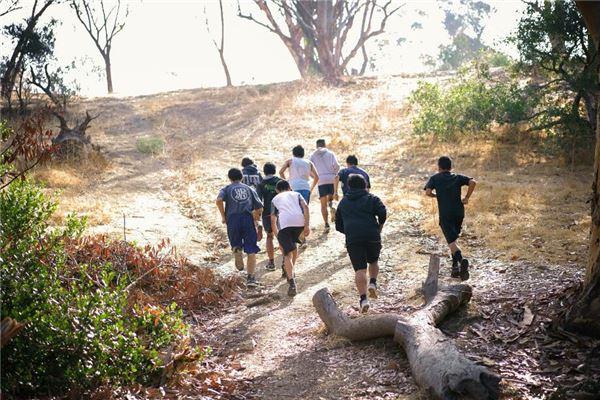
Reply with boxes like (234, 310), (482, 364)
(355, 269), (368, 297)
(266, 233), (275, 261)
(284, 251), (294, 279)
(247, 253), (256, 275)
(368, 261), (379, 282)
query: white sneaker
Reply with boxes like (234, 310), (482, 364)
(360, 298), (370, 314)
(368, 283), (378, 299)
(233, 247), (244, 271)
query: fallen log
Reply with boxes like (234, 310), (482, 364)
(1, 317), (25, 348)
(312, 255), (501, 399)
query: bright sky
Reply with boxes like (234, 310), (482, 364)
(1, 0), (525, 97)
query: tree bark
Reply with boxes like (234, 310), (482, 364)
(566, 1), (600, 338)
(104, 55), (113, 94)
(313, 256), (501, 399)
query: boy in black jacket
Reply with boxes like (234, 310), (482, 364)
(424, 156), (476, 280)
(335, 174), (387, 313)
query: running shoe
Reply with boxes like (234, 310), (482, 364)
(233, 247), (244, 271)
(246, 275), (258, 288)
(368, 282), (378, 299)
(266, 260), (276, 271)
(287, 279), (297, 297)
(450, 257), (460, 278)
(460, 258), (470, 281)
(359, 298), (370, 313)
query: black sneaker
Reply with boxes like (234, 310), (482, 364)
(287, 280), (297, 297)
(246, 275), (258, 288)
(460, 258), (470, 281)
(451, 257), (460, 278)
(324, 223), (330, 230)
(266, 260), (276, 271)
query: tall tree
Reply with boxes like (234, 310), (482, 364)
(71, 0), (128, 94)
(513, 1), (598, 139)
(238, 0), (402, 84)
(0, 0), (56, 106)
(205, 0), (232, 87)
(567, 1), (600, 337)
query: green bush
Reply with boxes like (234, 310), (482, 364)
(410, 64), (533, 138)
(0, 180), (188, 396)
(136, 137), (165, 155)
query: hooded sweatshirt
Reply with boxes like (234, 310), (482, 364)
(335, 189), (386, 244)
(242, 164), (263, 190)
(310, 148), (339, 185)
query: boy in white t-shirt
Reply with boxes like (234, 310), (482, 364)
(270, 180), (310, 297)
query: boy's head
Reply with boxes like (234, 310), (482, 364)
(292, 145), (305, 158)
(241, 157), (254, 167)
(263, 162), (276, 176)
(438, 156), (452, 171)
(276, 179), (291, 193)
(316, 139), (326, 148)
(228, 168), (243, 182)
(348, 174), (367, 190)
(346, 155), (358, 166)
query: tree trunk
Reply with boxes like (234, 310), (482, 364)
(566, 1), (600, 338)
(219, 49), (232, 87)
(313, 256), (501, 399)
(104, 55), (113, 94)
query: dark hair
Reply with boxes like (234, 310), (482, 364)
(346, 155), (358, 165)
(316, 139), (326, 147)
(438, 156), (452, 171)
(276, 180), (291, 192)
(241, 157), (253, 167)
(292, 145), (305, 158)
(228, 168), (243, 181)
(263, 162), (276, 175)
(348, 174), (367, 190)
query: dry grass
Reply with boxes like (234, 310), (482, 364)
(385, 134), (592, 265)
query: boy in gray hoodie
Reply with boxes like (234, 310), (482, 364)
(310, 139), (340, 229)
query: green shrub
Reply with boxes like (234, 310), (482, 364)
(0, 180), (189, 396)
(410, 64), (533, 138)
(136, 137), (164, 155)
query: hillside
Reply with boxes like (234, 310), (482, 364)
(33, 76), (597, 399)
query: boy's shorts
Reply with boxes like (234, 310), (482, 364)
(262, 214), (273, 234)
(277, 226), (304, 255)
(439, 215), (463, 244)
(295, 189), (310, 204)
(346, 241), (382, 271)
(227, 213), (259, 254)
(318, 184), (334, 198)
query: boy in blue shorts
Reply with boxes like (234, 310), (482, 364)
(216, 168), (264, 287)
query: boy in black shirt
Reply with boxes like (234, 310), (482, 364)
(335, 175), (387, 313)
(424, 156), (476, 280)
(256, 162), (281, 272)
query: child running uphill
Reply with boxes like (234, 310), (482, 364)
(241, 157), (262, 189)
(216, 168), (264, 287)
(279, 145), (319, 204)
(310, 139), (339, 228)
(424, 156), (476, 280)
(334, 154), (371, 199)
(256, 162), (281, 272)
(335, 174), (387, 313)
(271, 180), (310, 297)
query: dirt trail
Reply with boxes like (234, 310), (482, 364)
(50, 77), (597, 399)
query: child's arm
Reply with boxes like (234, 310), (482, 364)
(425, 188), (436, 198)
(216, 198), (226, 224)
(462, 179), (477, 204)
(301, 200), (311, 237)
(333, 174), (340, 200)
(309, 162), (319, 193)
(271, 214), (278, 236)
(279, 159), (290, 179)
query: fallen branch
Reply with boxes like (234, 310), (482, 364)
(312, 255), (501, 399)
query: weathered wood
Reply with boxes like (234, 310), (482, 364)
(423, 254), (440, 303)
(313, 278), (501, 399)
(1, 317), (25, 348)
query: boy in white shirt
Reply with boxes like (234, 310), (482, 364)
(271, 180), (310, 296)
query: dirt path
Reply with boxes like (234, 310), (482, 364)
(50, 77), (598, 399)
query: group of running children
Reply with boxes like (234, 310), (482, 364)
(216, 139), (477, 313)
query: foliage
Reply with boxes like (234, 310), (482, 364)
(0, 114), (54, 190)
(436, 0), (493, 69)
(511, 0), (598, 135)
(0, 180), (196, 395)
(410, 63), (533, 138)
(136, 136), (165, 155)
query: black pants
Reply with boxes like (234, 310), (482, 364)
(439, 214), (463, 244)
